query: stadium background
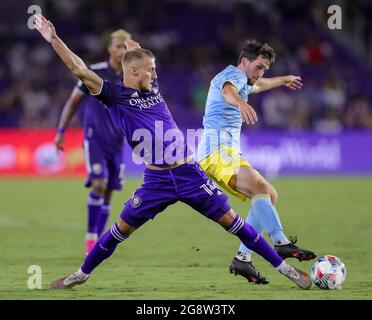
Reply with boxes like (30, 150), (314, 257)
(0, 0), (372, 300)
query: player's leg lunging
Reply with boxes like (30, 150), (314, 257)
(218, 209), (312, 289)
(229, 166), (316, 263)
(81, 219), (134, 274)
(50, 218), (134, 289)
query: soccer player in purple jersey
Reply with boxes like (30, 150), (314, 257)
(34, 14), (312, 290)
(54, 29), (131, 255)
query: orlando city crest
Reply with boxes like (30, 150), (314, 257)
(130, 196), (142, 208)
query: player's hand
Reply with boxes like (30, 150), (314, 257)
(125, 39), (141, 51)
(54, 133), (65, 152)
(239, 102), (258, 125)
(283, 75), (302, 90)
(34, 14), (57, 43)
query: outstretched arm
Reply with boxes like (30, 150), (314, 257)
(34, 14), (102, 94)
(251, 75), (302, 94)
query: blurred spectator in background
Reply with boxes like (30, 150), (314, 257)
(189, 64), (215, 114)
(0, 0), (371, 131)
(298, 33), (333, 66)
(344, 93), (372, 129)
(262, 90), (294, 129)
(314, 73), (346, 133)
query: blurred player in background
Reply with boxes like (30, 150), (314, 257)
(54, 29), (132, 255)
(34, 14), (312, 290)
(197, 40), (316, 283)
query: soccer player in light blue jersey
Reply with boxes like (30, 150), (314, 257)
(198, 40), (316, 284)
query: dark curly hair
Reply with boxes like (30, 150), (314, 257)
(238, 39), (276, 65)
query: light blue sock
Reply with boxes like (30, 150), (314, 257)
(237, 208), (265, 260)
(237, 194), (289, 261)
(251, 194), (288, 245)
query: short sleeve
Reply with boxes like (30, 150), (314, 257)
(221, 69), (247, 93)
(247, 85), (253, 94)
(90, 80), (121, 107)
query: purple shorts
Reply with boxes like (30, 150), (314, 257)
(120, 162), (231, 229)
(84, 138), (125, 191)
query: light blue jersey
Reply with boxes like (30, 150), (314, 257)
(197, 65), (253, 161)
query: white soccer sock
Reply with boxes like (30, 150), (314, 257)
(235, 251), (252, 262)
(85, 233), (98, 241)
(274, 239), (290, 246)
(275, 261), (291, 274)
(77, 268), (90, 278)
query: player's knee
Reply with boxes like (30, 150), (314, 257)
(270, 188), (279, 204)
(252, 179), (271, 196)
(92, 180), (107, 195)
(217, 209), (237, 229)
(116, 218), (136, 237)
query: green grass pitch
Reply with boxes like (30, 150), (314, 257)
(0, 177), (371, 300)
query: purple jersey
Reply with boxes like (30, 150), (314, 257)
(93, 80), (191, 165)
(77, 62), (124, 155)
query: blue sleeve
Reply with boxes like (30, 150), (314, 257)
(91, 80), (121, 107)
(221, 70), (247, 93)
(247, 84), (253, 97)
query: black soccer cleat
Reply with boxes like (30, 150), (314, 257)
(229, 257), (269, 284)
(274, 236), (316, 262)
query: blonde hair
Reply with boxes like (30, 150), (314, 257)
(122, 48), (155, 65)
(110, 29), (132, 41)
(104, 29), (132, 47)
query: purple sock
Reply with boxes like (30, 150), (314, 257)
(87, 192), (103, 234)
(226, 215), (283, 268)
(96, 202), (110, 237)
(81, 223), (127, 274)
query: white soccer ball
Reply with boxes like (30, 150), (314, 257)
(310, 255), (346, 289)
